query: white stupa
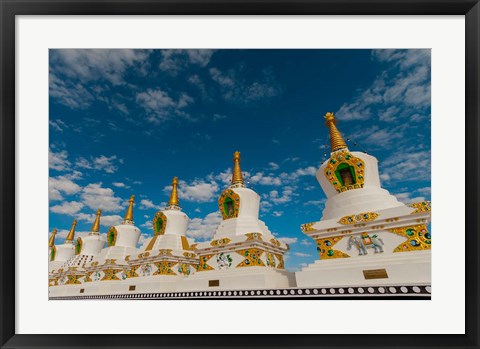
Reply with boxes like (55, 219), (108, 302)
(114, 177), (199, 293)
(180, 151), (296, 291)
(295, 112), (431, 287)
(50, 195), (142, 296)
(66, 209), (107, 269)
(48, 220), (77, 287)
(48, 220), (76, 271)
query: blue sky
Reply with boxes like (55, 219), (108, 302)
(49, 49), (431, 272)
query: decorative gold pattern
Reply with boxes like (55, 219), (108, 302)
(84, 272), (93, 283)
(324, 112), (348, 152)
(269, 238), (281, 247)
(190, 244), (198, 251)
(315, 236), (350, 260)
(210, 238), (231, 247)
(231, 151), (244, 185)
(197, 254), (215, 272)
(124, 195), (135, 223)
(49, 228), (57, 248)
(338, 212), (379, 225)
(145, 235), (159, 251)
(236, 248), (266, 267)
(65, 219), (77, 243)
(181, 236), (190, 250)
(183, 252), (196, 258)
(66, 275), (82, 285)
(107, 226), (117, 247)
(157, 249), (173, 256)
(91, 209), (101, 234)
(266, 252), (276, 267)
(218, 189), (240, 220)
(324, 150), (365, 193)
(388, 225), (431, 253)
(275, 254), (284, 269)
(300, 222), (316, 232)
(124, 266), (139, 278)
(153, 261), (177, 275)
(246, 232), (263, 241)
(409, 201), (432, 214)
(152, 211), (167, 235)
(177, 263), (191, 276)
(101, 269), (122, 281)
(167, 176), (180, 208)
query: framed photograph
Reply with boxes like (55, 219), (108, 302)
(1, 1), (478, 348)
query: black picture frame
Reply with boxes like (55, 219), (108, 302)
(1, 1), (479, 348)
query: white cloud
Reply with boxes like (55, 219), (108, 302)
(187, 211), (222, 240)
(248, 172), (282, 186)
(51, 49), (150, 85)
(303, 199), (326, 207)
(75, 212), (123, 227)
(272, 211), (283, 217)
(160, 49), (215, 75)
(81, 183), (123, 212)
(49, 149), (71, 171)
(165, 179), (219, 203)
(136, 88), (194, 123)
(76, 155), (121, 174)
(381, 150), (431, 181)
(300, 239), (313, 246)
(268, 186), (296, 204)
(49, 119), (68, 132)
(268, 162), (279, 171)
(49, 73), (94, 110)
(49, 176), (82, 201)
(112, 182), (126, 188)
(293, 252), (311, 257)
(209, 67), (281, 103)
(336, 49), (430, 122)
(277, 237), (298, 245)
(139, 199), (164, 211)
(212, 113), (227, 121)
(50, 201), (84, 214)
(394, 192), (426, 204)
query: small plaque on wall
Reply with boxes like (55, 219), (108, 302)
(208, 280), (220, 287)
(129, 285), (136, 291)
(363, 268), (388, 279)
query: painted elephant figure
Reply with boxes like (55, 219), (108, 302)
(347, 235), (384, 255)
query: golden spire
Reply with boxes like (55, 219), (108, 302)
(324, 112), (348, 152)
(90, 209), (101, 234)
(124, 195), (135, 223)
(48, 228), (57, 248)
(167, 176), (180, 208)
(65, 220), (77, 243)
(231, 151), (244, 186)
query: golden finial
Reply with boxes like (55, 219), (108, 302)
(324, 112), (348, 152)
(167, 176), (180, 208)
(91, 209), (101, 234)
(48, 228), (57, 248)
(231, 151), (244, 186)
(124, 195), (135, 223)
(65, 220), (77, 243)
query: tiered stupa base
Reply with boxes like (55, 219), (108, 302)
(296, 250), (430, 287)
(178, 267), (296, 291)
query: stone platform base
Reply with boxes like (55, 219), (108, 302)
(177, 267), (296, 291)
(295, 250), (430, 288)
(50, 283), (431, 300)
